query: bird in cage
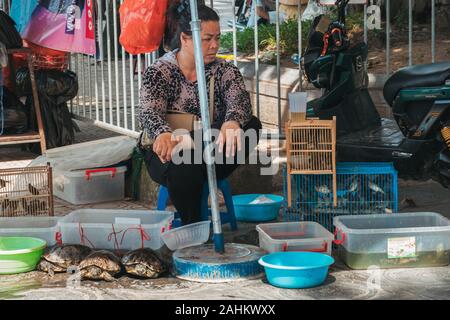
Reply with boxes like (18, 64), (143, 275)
(25, 199), (47, 215)
(368, 181), (385, 195)
(348, 179), (358, 193)
(1, 198), (19, 214)
(315, 184), (331, 195)
(0, 178), (10, 189)
(315, 184), (332, 207)
(28, 183), (40, 196)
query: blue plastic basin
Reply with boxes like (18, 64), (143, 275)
(232, 194), (284, 222)
(258, 252), (334, 289)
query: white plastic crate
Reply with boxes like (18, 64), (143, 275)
(256, 221), (334, 255)
(0, 216), (60, 246)
(58, 209), (174, 250)
(53, 166), (127, 205)
(333, 212), (450, 269)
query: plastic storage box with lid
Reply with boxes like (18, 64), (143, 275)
(256, 221), (334, 255)
(53, 166), (127, 205)
(0, 216), (60, 246)
(333, 212), (450, 269)
(58, 209), (174, 250)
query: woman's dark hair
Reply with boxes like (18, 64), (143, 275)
(164, 0), (220, 51)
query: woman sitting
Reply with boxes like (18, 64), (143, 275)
(138, 1), (262, 225)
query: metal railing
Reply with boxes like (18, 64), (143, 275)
(1, 1), (442, 138)
(0, 0), (10, 12)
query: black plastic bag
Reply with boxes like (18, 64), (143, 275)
(16, 68), (79, 102)
(19, 69), (79, 149)
(0, 10), (23, 49)
(1, 86), (28, 134)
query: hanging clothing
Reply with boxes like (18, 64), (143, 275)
(10, 0), (38, 34)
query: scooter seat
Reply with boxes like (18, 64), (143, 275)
(383, 61), (450, 107)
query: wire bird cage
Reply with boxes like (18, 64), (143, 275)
(282, 162), (399, 232)
(0, 165), (54, 217)
(285, 117), (337, 207)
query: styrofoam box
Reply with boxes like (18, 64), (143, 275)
(256, 221), (334, 255)
(58, 209), (174, 250)
(0, 216), (60, 246)
(53, 166), (127, 205)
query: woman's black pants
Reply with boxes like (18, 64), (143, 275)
(143, 116), (262, 225)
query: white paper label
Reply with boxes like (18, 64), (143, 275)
(115, 217), (141, 225)
(387, 237), (416, 259)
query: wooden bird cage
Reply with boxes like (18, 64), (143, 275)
(285, 117), (337, 207)
(0, 165), (54, 217)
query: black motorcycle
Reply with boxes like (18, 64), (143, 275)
(303, 0), (450, 187)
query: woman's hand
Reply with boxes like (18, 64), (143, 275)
(216, 121), (242, 158)
(153, 132), (181, 163)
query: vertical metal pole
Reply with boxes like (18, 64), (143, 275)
(81, 54), (86, 117)
(113, 0), (121, 127)
(98, 0), (106, 123)
(130, 54), (136, 131)
(409, 0), (412, 66)
(431, 0), (435, 63)
(276, 0), (281, 135)
(254, 0), (260, 119)
(298, 0), (303, 91)
(364, 3), (368, 44)
(94, 53), (99, 121)
(75, 54), (80, 115)
(386, 0), (390, 75)
(145, 53), (150, 69)
(232, 0), (237, 66)
(88, 54), (93, 119)
(121, 0), (128, 129)
(137, 54), (143, 100)
(93, 2), (99, 121)
(210, 0), (213, 8)
(190, 0), (223, 253)
(106, 0), (113, 125)
(69, 55), (74, 114)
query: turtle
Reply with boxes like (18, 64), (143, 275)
(79, 250), (123, 282)
(37, 244), (93, 276)
(121, 248), (167, 279)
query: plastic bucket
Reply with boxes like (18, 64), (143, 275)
(258, 251), (334, 289)
(232, 194), (284, 222)
(0, 237), (47, 274)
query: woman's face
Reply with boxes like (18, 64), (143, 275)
(181, 20), (221, 64)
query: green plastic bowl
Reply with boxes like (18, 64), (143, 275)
(0, 237), (47, 275)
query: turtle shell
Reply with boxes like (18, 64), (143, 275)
(79, 250), (122, 281)
(38, 244), (92, 272)
(121, 248), (166, 279)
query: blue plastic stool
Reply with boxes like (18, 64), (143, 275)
(157, 179), (238, 231)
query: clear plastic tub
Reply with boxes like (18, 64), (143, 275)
(256, 222), (334, 255)
(53, 166), (127, 205)
(58, 209), (174, 250)
(162, 221), (211, 251)
(0, 216), (60, 246)
(333, 212), (450, 269)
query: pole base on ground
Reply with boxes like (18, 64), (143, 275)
(173, 243), (266, 283)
